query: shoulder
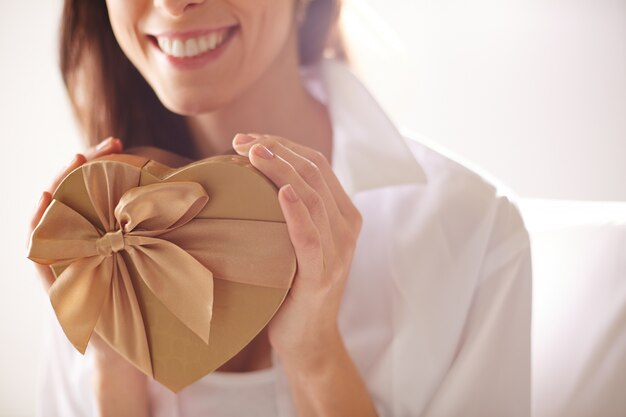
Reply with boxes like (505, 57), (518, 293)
(375, 132), (532, 414)
(400, 130), (530, 271)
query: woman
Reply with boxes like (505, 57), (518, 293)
(29, 0), (532, 416)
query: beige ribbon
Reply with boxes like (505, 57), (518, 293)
(27, 162), (293, 377)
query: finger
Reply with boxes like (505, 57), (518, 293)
(277, 184), (326, 289)
(29, 191), (52, 232)
(32, 138), (120, 245)
(46, 153), (86, 195)
(235, 133), (359, 226)
(27, 191), (52, 255)
(33, 263), (55, 293)
(27, 192), (56, 291)
(28, 137), (123, 294)
(233, 135), (343, 233)
(246, 142), (335, 257)
(46, 137), (122, 196)
(83, 136), (123, 161)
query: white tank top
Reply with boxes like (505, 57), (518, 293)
(148, 364), (279, 417)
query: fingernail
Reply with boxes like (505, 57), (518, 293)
(96, 137), (113, 150)
(284, 184), (299, 203)
(233, 134), (256, 146)
(253, 144), (274, 159)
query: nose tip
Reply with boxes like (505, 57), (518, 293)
(155, 0), (204, 18)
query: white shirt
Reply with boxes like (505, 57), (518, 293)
(38, 57), (532, 417)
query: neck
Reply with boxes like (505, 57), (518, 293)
(185, 29), (333, 161)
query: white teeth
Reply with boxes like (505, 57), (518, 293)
(198, 36), (209, 52)
(185, 38), (199, 57)
(156, 29), (231, 58)
(171, 39), (185, 57)
(157, 37), (170, 53)
(207, 34), (218, 49)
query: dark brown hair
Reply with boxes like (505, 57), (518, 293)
(59, 0), (349, 159)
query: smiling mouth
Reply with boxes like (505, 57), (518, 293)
(148, 25), (239, 59)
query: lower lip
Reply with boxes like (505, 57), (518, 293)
(151, 26), (238, 70)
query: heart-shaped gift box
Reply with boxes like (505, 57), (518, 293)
(27, 150), (297, 392)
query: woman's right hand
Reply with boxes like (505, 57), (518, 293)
(27, 136), (123, 292)
(27, 136), (151, 417)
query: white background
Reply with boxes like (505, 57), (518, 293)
(1, 0), (624, 415)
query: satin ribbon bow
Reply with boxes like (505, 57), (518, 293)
(27, 162), (214, 377)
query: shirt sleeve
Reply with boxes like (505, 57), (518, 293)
(421, 195), (532, 417)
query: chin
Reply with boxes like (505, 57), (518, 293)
(148, 79), (231, 115)
(159, 93), (229, 116)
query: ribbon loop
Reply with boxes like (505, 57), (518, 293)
(96, 228), (125, 256)
(114, 181), (209, 234)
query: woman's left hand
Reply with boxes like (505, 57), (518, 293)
(232, 133), (363, 368)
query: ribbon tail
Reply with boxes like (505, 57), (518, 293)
(49, 255), (112, 354)
(94, 254), (154, 378)
(125, 236), (213, 345)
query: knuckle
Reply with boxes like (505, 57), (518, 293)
(300, 160), (323, 186)
(347, 206), (363, 232)
(300, 231), (321, 250)
(309, 150), (328, 167)
(353, 208), (363, 231)
(270, 135), (286, 145)
(261, 136), (277, 149)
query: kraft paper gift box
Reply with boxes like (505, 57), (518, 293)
(27, 151), (297, 392)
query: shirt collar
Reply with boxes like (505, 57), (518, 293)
(301, 57), (427, 198)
